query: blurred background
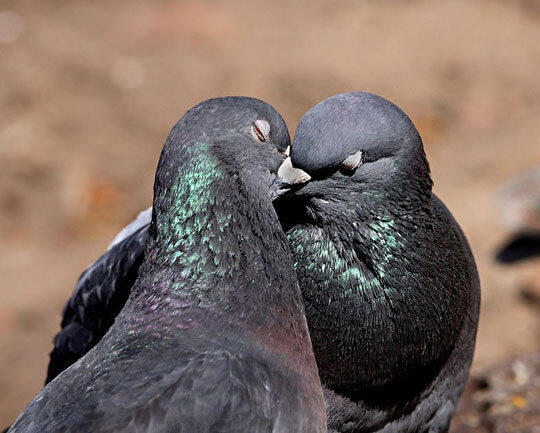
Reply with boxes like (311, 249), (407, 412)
(1, 0), (539, 431)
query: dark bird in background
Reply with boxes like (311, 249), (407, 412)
(277, 92), (480, 432)
(494, 167), (540, 264)
(9, 97), (326, 433)
(41, 92), (480, 432)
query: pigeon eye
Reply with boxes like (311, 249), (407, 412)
(341, 150), (364, 172)
(250, 119), (270, 142)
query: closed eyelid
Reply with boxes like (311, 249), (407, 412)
(251, 119), (271, 142)
(341, 150), (364, 171)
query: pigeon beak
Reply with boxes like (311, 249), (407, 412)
(282, 146), (291, 157)
(270, 157), (311, 200)
(278, 157), (311, 184)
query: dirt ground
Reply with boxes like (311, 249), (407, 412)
(1, 0), (539, 429)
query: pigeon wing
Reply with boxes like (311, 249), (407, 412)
(46, 223), (149, 383)
(14, 346), (286, 433)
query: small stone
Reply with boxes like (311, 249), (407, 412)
(512, 360), (531, 385)
(511, 395), (527, 409)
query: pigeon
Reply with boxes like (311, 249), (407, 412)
(42, 92), (480, 433)
(9, 97), (327, 433)
(275, 92), (481, 432)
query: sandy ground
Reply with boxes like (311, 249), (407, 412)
(0, 0), (539, 429)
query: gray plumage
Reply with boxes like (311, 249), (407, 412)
(279, 92), (480, 432)
(10, 97), (326, 433)
(43, 92), (480, 433)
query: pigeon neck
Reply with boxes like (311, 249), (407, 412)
(348, 178), (432, 223)
(287, 194), (469, 403)
(131, 142), (309, 350)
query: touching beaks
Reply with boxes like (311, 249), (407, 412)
(270, 157), (311, 200)
(277, 157), (311, 185)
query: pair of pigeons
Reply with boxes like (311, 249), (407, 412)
(8, 92), (480, 433)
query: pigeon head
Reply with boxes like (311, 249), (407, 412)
(278, 92), (432, 223)
(286, 92), (432, 217)
(154, 97), (310, 209)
